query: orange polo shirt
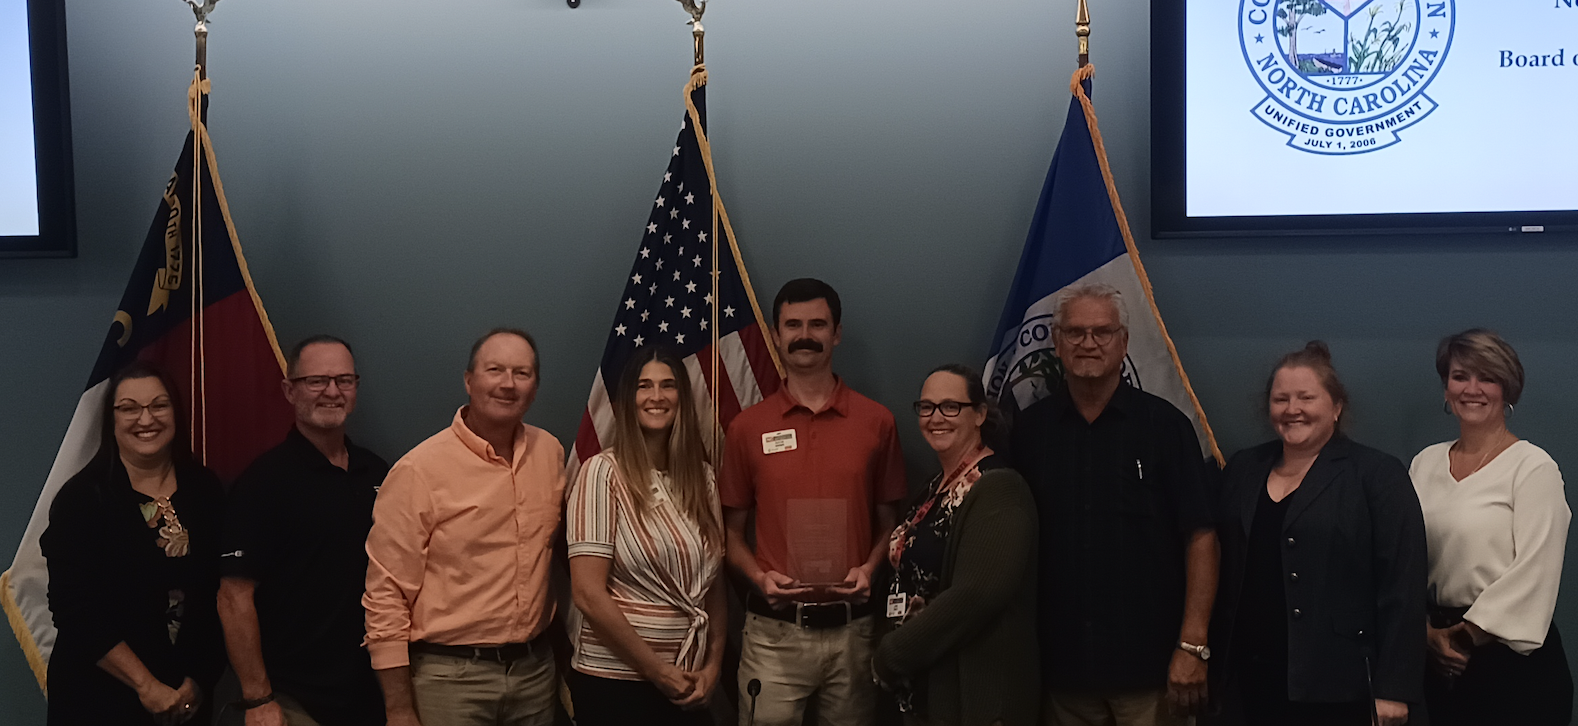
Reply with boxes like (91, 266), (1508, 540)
(720, 378), (907, 589)
(363, 408), (566, 670)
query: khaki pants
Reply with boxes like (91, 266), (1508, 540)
(737, 612), (877, 726)
(1042, 689), (1191, 726)
(410, 647), (558, 726)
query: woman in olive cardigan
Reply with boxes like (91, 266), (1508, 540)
(873, 365), (1040, 726)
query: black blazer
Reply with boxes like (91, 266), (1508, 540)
(1211, 435), (1427, 707)
(41, 455), (225, 726)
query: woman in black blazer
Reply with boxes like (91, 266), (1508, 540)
(1211, 342), (1427, 726)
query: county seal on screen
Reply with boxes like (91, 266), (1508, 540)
(1238, 0), (1455, 155)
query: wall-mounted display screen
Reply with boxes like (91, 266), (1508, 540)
(1153, 0), (1578, 237)
(1, 0), (74, 257)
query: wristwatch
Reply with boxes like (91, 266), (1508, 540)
(1178, 640), (1211, 661)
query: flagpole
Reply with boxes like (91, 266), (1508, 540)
(677, 0), (721, 461)
(1076, 0), (1090, 69)
(183, 0), (218, 463)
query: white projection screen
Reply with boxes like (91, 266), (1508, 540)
(1152, 0), (1578, 237)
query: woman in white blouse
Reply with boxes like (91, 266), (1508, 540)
(1412, 329), (1573, 726)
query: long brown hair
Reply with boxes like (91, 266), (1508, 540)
(609, 348), (721, 549)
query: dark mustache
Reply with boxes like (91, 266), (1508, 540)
(788, 339), (824, 353)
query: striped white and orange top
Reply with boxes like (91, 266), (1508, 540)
(566, 450), (723, 680)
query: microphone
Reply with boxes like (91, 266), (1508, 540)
(747, 679), (761, 726)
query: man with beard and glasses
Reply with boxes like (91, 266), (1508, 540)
(720, 278), (908, 726)
(363, 329), (567, 726)
(219, 336), (389, 725)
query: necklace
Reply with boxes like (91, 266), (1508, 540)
(1452, 431), (1514, 478)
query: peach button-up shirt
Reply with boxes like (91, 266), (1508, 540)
(363, 407), (567, 670)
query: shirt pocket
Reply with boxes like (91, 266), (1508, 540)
(1113, 453), (1165, 521)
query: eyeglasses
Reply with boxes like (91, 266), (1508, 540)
(114, 399), (174, 420)
(912, 400), (974, 417)
(1056, 325), (1122, 346)
(289, 374), (361, 392)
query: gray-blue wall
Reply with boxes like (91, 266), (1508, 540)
(3, 0), (1574, 720)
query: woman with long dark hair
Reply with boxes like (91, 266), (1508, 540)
(565, 348), (726, 726)
(41, 361), (225, 725)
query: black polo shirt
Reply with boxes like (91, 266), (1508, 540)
(222, 428), (389, 726)
(1010, 382), (1213, 693)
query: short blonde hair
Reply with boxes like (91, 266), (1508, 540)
(1435, 329), (1524, 405)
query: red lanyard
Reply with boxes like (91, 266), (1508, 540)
(890, 443), (989, 567)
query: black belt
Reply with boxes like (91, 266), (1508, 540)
(409, 638), (543, 663)
(747, 594), (874, 629)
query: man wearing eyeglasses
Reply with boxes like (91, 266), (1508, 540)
(1008, 283), (1217, 726)
(218, 335), (390, 726)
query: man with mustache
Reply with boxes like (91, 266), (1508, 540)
(1008, 283), (1217, 726)
(720, 278), (908, 726)
(219, 335), (389, 726)
(363, 329), (567, 726)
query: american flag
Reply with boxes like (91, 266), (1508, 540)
(572, 74), (780, 471)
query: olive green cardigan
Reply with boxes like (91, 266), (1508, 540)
(873, 468), (1041, 726)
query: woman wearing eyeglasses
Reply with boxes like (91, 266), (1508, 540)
(872, 364), (1040, 726)
(41, 361), (225, 726)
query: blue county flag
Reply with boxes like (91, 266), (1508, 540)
(2, 71), (293, 691)
(983, 66), (1222, 463)
(571, 68), (782, 474)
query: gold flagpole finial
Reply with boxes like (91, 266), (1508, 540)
(678, 0), (706, 66)
(1076, 0), (1091, 68)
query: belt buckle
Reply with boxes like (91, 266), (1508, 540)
(794, 601), (853, 628)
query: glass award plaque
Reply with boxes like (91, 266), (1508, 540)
(785, 498), (847, 587)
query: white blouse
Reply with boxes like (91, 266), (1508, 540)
(1411, 440), (1571, 654)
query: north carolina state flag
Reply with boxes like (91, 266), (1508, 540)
(2, 72), (292, 691)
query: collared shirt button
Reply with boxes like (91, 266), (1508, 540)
(1286, 537), (1296, 547)
(1289, 572), (1299, 582)
(1292, 608), (1302, 619)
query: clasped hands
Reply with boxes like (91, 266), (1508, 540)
(652, 662), (721, 711)
(1428, 620), (1491, 679)
(139, 676), (202, 726)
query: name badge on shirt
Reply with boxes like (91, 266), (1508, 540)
(887, 592), (908, 619)
(762, 428), (798, 455)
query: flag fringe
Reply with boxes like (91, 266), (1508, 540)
(1070, 65), (1224, 466)
(683, 67), (784, 380)
(1, 570), (47, 693)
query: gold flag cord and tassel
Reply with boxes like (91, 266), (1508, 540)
(1066, 59), (1224, 466)
(677, 2), (786, 458)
